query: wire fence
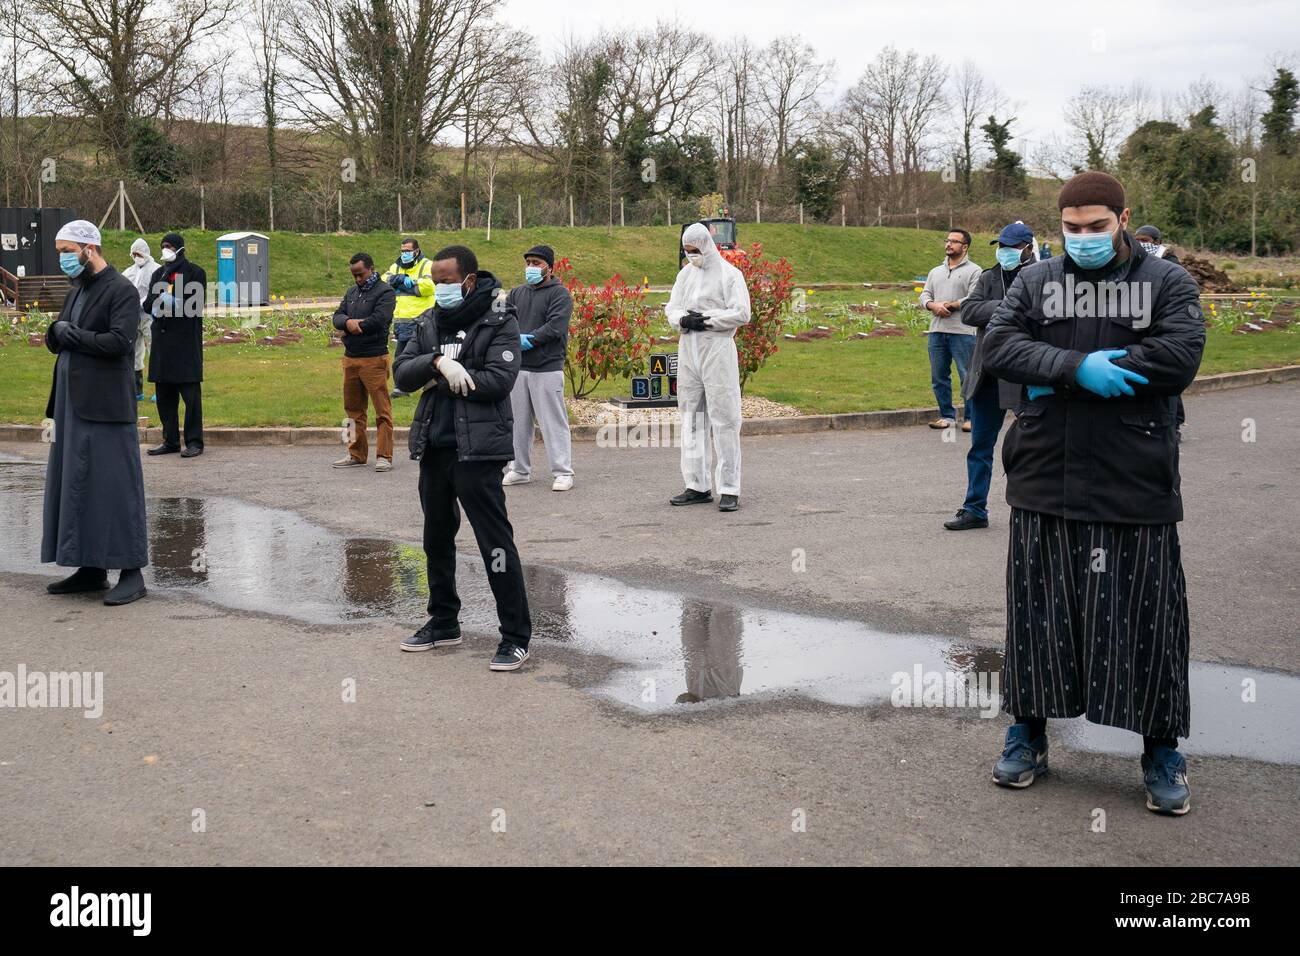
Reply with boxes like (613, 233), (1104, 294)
(24, 180), (1058, 236)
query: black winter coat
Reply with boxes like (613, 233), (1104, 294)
(332, 279), (396, 358)
(961, 263), (1028, 409)
(44, 265), (141, 424)
(982, 233), (1204, 525)
(144, 256), (206, 383)
(393, 271), (522, 462)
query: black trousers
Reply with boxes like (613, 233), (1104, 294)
(418, 447), (531, 646)
(155, 382), (204, 449)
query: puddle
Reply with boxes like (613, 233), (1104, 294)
(1, 462), (1296, 763)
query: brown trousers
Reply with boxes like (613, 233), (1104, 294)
(342, 355), (394, 462)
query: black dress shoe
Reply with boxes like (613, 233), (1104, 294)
(669, 488), (713, 506)
(943, 509), (989, 530)
(104, 569), (147, 606)
(180, 445), (204, 458)
(147, 443), (180, 456)
(718, 494), (739, 512)
(47, 567), (108, 594)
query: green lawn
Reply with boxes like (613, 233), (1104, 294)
(86, 224), (990, 297)
(3, 300), (1296, 425)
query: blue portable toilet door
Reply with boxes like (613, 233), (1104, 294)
(217, 239), (237, 305)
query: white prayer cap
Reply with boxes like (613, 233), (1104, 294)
(55, 220), (102, 245)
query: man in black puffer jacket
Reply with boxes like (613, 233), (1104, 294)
(393, 244), (533, 671)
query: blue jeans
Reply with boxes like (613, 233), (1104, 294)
(961, 383), (1007, 520)
(928, 332), (975, 421)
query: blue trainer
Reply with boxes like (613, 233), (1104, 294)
(992, 723), (1049, 788)
(1141, 746), (1191, 815)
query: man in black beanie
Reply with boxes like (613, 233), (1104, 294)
(143, 232), (207, 458)
(982, 171), (1204, 815)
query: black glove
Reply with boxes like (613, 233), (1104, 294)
(49, 320), (72, 349)
(680, 312), (708, 332)
(387, 274), (404, 290)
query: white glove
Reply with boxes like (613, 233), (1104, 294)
(435, 355), (476, 396)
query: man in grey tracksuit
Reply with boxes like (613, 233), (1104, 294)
(502, 244), (575, 491)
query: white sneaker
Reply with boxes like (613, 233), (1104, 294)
(502, 471), (531, 486)
(552, 475), (573, 492)
(375, 458), (392, 473)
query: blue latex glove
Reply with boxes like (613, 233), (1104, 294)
(1027, 385), (1054, 401)
(520, 333), (534, 351)
(1074, 348), (1150, 398)
(402, 275), (416, 291)
(151, 292), (175, 317)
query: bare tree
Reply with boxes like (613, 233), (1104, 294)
(247, 0), (286, 186)
(26, 0), (234, 169)
(756, 36), (833, 186)
(710, 36), (769, 206)
(1063, 85), (1130, 171)
(948, 61), (996, 196)
(598, 21), (714, 151)
(855, 46), (948, 209)
(282, 0), (502, 185)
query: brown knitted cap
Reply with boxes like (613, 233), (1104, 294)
(1058, 171), (1126, 211)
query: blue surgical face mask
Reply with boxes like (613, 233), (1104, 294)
(1063, 227), (1118, 270)
(59, 251), (85, 278)
(434, 282), (465, 309)
(399, 250), (416, 266)
(996, 246), (1025, 271)
(524, 266), (544, 285)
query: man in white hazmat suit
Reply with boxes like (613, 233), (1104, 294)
(665, 222), (751, 512)
(121, 237), (157, 400)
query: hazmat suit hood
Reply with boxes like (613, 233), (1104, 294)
(124, 237), (158, 304)
(681, 222), (723, 271)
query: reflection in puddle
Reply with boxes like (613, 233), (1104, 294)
(0, 462), (1296, 762)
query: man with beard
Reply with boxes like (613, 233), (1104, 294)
(41, 220), (148, 606)
(982, 171), (1204, 815)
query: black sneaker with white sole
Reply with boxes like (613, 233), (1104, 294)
(489, 640), (529, 671)
(400, 620), (462, 651)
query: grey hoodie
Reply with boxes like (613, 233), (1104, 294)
(506, 277), (573, 372)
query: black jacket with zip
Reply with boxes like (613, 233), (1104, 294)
(393, 271), (521, 461)
(143, 255), (206, 384)
(332, 278), (396, 358)
(960, 262), (1028, 409)
(982, 232), (1204, 525)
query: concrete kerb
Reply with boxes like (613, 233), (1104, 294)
(2, 365), (1297, 447)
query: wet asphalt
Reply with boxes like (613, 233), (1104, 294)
(0, 381), (1297, 865)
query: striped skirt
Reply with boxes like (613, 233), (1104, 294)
(1003, 508), (1191, 738)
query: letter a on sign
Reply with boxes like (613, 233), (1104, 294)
(649, 354), (668, 376)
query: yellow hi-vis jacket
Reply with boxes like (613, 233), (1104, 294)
(381, 255), (436, 321)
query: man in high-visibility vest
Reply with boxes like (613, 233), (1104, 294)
(382, 237), (436, 397)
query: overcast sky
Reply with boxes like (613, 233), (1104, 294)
(500, 0), (1299, 161)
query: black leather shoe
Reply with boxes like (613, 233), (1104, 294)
(47, 567), (108, 594)
(718, 494), (739, 512)
(103, 569), (147, 606)
(943, 509), (989, 530)
(669, 488), (713, 506)
(147, 443), (180, 456)
(180, 445), (204, 458)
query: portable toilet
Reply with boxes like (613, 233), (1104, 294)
(216, 232), (269, 306)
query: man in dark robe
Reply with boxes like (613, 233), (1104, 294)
(42, 220), (149, 605)
(144, 231), (206, 458)
(983, 172), (1204, 815)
